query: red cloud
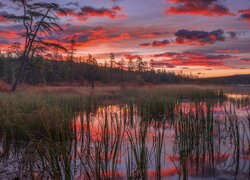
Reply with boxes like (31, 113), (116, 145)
(139, 40), (170, 48)
(124, 54), (141, 60)
(165, 0), (234, 16)
(53, 27), (131, 49)
(0, 11), (13, 24)
(154, 52), (180, 58)
(58, 6), (126, 21)
(153, 52), (231, 67)
(140, 32), (164, 38)
(0, 30), (18, 39)
(173, 29), (238, 46)
(174, 29), (225, 46)
(0, 42), (11, 50)
(215, 49), (240, 53)
(238, 9), (250, 23)
(239, 58), (250, 62)
(150, 60), (175, 68)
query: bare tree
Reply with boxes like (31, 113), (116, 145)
(68, 35), (77, 62)
(5, 0), (66, 91)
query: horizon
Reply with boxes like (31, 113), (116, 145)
(0, 0), (250, 77)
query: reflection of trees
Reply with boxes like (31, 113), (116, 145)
(1, 99), (250, 179)
(171, 102), (250, 179)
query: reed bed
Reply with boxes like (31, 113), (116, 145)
(0, 87), (249, 180)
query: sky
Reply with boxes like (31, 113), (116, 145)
(0, 0), (250, 77)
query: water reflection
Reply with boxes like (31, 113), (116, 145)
(1, 99), (250, 180)
(70, 101), (249, 179)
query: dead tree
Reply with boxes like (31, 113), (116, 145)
(5, 0), (67, 91)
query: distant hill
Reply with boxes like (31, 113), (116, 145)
(203, 74), (250, 85)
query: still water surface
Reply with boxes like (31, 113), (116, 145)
(0, 94), (250, 180)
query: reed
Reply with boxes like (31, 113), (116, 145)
(1, 86), (249, 180)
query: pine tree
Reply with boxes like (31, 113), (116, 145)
(5, 66), (14, 84)
(136, 57), (146, 72)
(128, 59), (134, 71)
(0, 59), (4, 77)
(109, 53), (115, 68)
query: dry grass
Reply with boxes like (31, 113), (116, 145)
(9, 84), (250, 95)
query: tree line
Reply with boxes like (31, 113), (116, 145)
(0, 55), (194, 87)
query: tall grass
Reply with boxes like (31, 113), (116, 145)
(1, 87), (249, 180)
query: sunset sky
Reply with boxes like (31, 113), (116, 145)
(0, 0), (250, 77)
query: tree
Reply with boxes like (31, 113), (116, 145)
(86, 54), (97, 65)
(10, 42), (22, 58)
(25, 58), (44, 85)
(5, 66), (14, 84)
(127, 59), (134, 72)
(30, 43), (48, 58)
(5, 0), (66, 91)
(118, 58), (125, 84)
(118, 58), (125, 70)
(109, 53), (115, 68)
(68, 35), (77, 62)
(0, 59), (4, 77)
(136, 57), (146, 72)
(85, 54), (98, 89)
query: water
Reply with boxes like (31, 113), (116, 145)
(1, 97), (250, 179)
(72, 100), (249, 179)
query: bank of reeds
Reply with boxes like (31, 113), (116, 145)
(1, 87), (248, 180)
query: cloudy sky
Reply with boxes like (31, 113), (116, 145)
(0, 0), (250, 77)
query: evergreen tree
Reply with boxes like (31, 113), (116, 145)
(128, 59), (134, 72)
(136, 57), (146, 72)
(109, 53), (115, 68)
(68, 36), (77, 62)
(5, 66), (14, 84)
(25, 58), (43, 85)
(0, 60), (4, 77)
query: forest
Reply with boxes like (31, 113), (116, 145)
(0, 54), (194, 87)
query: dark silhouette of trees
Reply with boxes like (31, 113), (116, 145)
(136, 57), (147, 72)
(86, 54), (97, 65)
(5, 0), (66, 91)
(0, 56), (198, 86)
(118, 58), (125, 70)
(109, 53), (115, 68)
(85, 54), (98, 88)
(24, 58), (44, 85)
(0, 60), (4, 78)
(68, 36), (77, 62)
(10, 42), (22, 58)
(5, 66), (14, 84)
(128, 59), (134, 72)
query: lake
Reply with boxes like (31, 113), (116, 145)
(0, 92), (249, 180)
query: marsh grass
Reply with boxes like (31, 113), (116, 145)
(1, 86), (249, 180)
(171, 102), (216, 179)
